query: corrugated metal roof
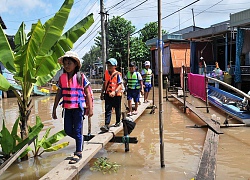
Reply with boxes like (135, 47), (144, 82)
(230, 8), (250, 27)
(146, 26), (201, 46)
(145, 34), (185, 46)
(182, 22), (230, 40)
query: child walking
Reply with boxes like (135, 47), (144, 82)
(141, 61), (153, 103)
(100, 58), (123, 132)
(52, 51), (93, 164)
(124, 62), (144, 116)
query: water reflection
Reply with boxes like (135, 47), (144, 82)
(0, 89), (250, 179)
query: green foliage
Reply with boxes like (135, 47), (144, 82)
(0, 117), (43, 158)
(0, 116), (68, 159)
(95, 16), (136, 68)
(130, 37), (150, 64)
(30, 128), (69, 157)
(94, 17), (166, 71)
(90, 157), (121, 174)
(82, 46), (101, 72)
(0, 120), (14, 157)
(0, 0), (94, 149)
(139, 22), (167, 43)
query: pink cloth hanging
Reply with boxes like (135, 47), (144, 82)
(188, 73), (206, 101)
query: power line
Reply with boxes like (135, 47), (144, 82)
(167, 0), (224, 33)
(162, 0), (200, 20)
(120, 0), (149, 17)
(67, 0), (97, 29)
(130, 0), (200, 36)
(74, 16), (101, 50)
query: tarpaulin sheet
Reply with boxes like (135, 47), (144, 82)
(188, 73), (206, 101)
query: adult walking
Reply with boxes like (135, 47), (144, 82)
(100, 58), (123, 132)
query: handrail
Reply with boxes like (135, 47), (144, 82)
(207, 76), (250, 100)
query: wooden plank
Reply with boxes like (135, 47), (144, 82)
(171, 94), (223, 134)
(91, 89), (102, 93)
(196, 129), (219, 180)
(40, 99), (151, 180)
(0, 136), (36, 176)
(187, 124), (249, 128)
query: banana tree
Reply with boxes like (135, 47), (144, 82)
(0, 0), (94, 142)
(0, 117), (44, 159)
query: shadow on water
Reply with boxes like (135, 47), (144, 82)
(0, 87), (250, 180)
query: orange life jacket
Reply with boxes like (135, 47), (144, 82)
(104, 70), (122, 96)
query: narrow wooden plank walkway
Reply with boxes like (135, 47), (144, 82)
(40, 100), (151, 180)
(196, 129), (219, 180)
(171, 94), (223, 134)
(171, 94), (221, 180)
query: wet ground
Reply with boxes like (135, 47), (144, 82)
(0, 87), (250, 180)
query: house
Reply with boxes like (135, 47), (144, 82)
(146, 26), (202, 87)
(183, 8), (250, 92)
(182, 21), (231, 74)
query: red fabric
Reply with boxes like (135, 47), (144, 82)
(188, 73), (206, 101)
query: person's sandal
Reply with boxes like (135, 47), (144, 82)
(114, 122), (121, 127)
(132, 111), (138, 115)
(69, 152), (82, 164)
(100, 125), (109, 132)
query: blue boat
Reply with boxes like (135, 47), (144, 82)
(207, 85), (250, 124)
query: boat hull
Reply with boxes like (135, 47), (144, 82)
(208, 85), (250, 124)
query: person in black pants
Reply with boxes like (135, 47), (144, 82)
(100, 58), (123, 132)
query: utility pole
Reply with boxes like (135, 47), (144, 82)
(100, 0), (107, 73)
(192, 8), (195, 31)
(127, 32), (130, 69)
(105, 13), (109, 60)
(158, 0), (165, 168)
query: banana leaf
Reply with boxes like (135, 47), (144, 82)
(37, 128), (51, 148)
(38, 0), (73, 55)
(0, 120), (14, 155)
(42, 130), (67, 149)
(14, 22), (26, 52)
(0, 25), (15, 72)
(44, 142), (69, 152)
(13, 117), (44, 152)
(11, 117), (20, 137)
(35, 13), (94, 86)
(0, 74), (12, 91)
(9, 0), (74, 88)
(19, 146), (33, 159)
(14, 20), (44, 82)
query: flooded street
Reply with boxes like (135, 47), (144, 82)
(0, 87), (250, 180)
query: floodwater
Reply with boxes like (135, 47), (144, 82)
(0, 86), (250, 180)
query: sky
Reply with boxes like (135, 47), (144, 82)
(0, 0), (250, 58)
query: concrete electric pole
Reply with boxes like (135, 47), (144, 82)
(100, 0), (107, 73)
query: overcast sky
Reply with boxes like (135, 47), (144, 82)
(0, 0), (249, 57)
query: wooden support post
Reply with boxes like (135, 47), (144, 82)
(122, 112), (129, 152)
